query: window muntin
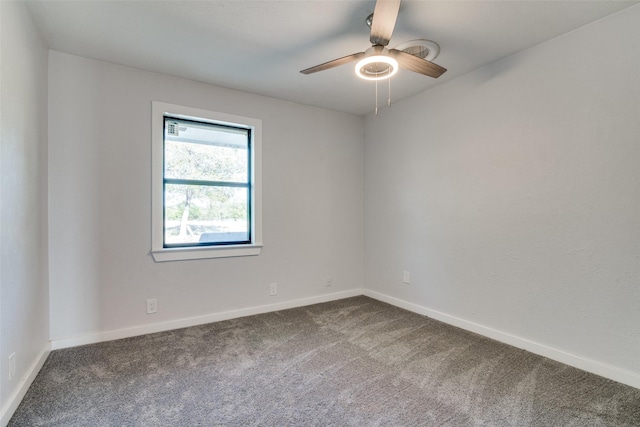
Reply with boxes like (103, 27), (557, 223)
(163, 118), (251, 247)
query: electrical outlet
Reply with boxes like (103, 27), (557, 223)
(8, 353), (16, 380)
(326, 276), (333, 287)
(403, 271), (410, 284)
(146, 298), (157, 314)
(269, 282), (277, 296)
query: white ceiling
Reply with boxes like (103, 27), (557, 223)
(26, 0), (638, 116)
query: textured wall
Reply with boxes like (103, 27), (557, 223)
(48, 52), (364, 341)
(0, 0), (50, 416)
(364, 6), (640, 377)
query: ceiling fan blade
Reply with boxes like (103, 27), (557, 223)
(389, 49), (447, 78)
(300, 52), (365, 75)
(370, 0), (401, 46)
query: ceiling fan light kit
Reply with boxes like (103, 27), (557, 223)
(355, 47), (399, 81)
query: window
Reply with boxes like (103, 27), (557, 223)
(151, 102), (262, 261)
(164, 118), (251, 246)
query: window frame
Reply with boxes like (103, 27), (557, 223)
(151, 101), (262, 262)
(162, 117), (252, 248)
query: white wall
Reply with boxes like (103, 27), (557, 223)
(364, 5), (640, 383)
(48, 52), (364, 342)
(0, 0), (50, 421)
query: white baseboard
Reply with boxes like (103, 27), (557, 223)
(51, 289), (363, 350)
(1, 345), (50, 427)
(363, 289), (640, 390)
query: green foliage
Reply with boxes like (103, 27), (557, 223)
(165, 141), (247, 182)
(166, 203), (202, 221)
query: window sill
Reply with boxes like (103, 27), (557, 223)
(151, 244), (262, 262)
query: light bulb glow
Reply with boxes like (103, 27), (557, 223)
(355, 55), (398, 81)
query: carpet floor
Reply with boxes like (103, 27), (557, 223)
(9, 296), (640, 426)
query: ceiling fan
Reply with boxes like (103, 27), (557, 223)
(300, 0), (446, 81)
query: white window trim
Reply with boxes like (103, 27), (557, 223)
(151, 101), (262, 262)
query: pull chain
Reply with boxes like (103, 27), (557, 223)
(375, 76), (378, 116)
(373, 64), (394, 115)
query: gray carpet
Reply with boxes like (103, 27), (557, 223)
(9, 296), (640, 426)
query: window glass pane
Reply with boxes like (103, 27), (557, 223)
(164, 184), (249, 246)
(164, 119), (248, 183)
